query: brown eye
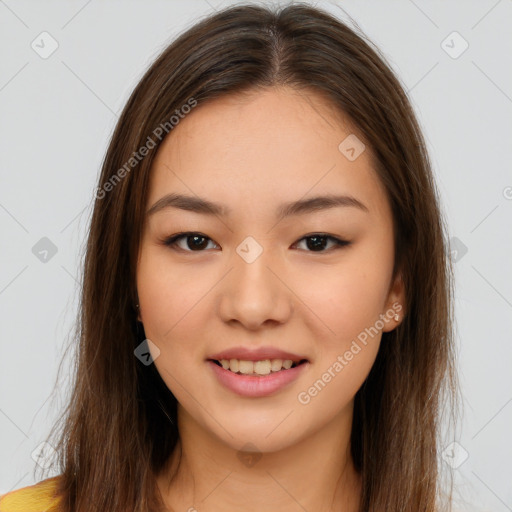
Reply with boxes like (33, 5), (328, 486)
(163, 232), (219, 252)
(162, 232), (350, 254)
(294, 234), (351, 252)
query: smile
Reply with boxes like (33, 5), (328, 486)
(210, 358), (308, 376)
(207, 358), (309, 397)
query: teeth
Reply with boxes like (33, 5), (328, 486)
(254, 360), (271, 375)
(282, 359), (293, 369)
(218, 358), (299, 375)
(238, 360), (254, 375)
(271, 359), (283, 371)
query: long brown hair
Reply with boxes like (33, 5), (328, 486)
(40, 3), (461, 510)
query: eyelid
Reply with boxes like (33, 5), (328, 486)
(161, 231), (351, 253)
(161, 232), (218, 251)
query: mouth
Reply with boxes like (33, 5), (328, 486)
(208, 358), (309, 376)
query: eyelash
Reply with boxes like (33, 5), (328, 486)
(160, 232), (351, 253)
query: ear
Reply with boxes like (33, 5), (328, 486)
(381, 272), (406, 333)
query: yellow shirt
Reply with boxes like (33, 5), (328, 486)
(0, 476), (62, 512)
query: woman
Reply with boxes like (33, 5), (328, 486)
(0, 2), (460, 511)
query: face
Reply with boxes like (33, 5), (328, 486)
(136, 86), (404, 453)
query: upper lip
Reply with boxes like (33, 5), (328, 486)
(208, 346), (309, 363)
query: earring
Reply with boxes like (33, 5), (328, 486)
(135, 304), (139, 308)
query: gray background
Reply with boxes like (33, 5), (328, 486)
(1, 1), (511, 510)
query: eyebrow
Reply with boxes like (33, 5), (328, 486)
(146, 192), (369, 220)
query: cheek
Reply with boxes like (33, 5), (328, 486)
(290, 246), (392, 399)
(293, 267), (387, 416)
(136, 249), (208, 400)
(136, 246), (225, 396)
(137, 247), (211, 341)
(293, 255), (391, 342)
(295, 342), (377, 425)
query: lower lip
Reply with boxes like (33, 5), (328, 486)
(207, 360), (309, 398)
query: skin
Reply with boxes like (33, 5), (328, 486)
(136, 86), (405, 512)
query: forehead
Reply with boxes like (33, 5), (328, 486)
(147, 86), (390, 221)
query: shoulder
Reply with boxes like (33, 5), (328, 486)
(0, 476), (62, 512)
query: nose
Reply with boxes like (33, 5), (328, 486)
(217, 242), (293, 330)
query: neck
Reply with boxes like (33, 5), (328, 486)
(157, 403), (362, 512)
